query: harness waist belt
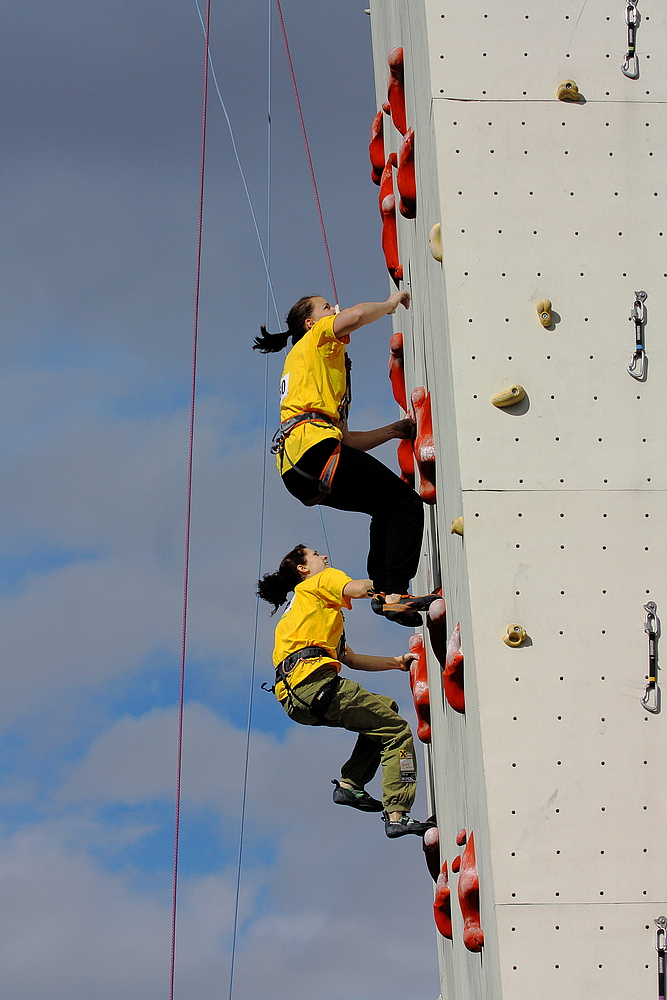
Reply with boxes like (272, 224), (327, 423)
(275, 645), (335, 682)
(270, 411), (337, 456)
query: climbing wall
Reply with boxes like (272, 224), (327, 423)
(367, 2), (667, 998)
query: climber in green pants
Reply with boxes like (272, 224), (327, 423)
(257, 543), (436, 839)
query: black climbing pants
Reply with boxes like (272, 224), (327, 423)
(282, 439), (424, 595)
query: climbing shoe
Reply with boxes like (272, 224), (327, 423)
(371, 593), (423, 627)
(370, 594), (386, 617)
(382, 594), (438, 628)
(383, 607), (423, 627)
(383, 593), (440, 614)
(332, 779), (383, 812)
(382, 811), (437, 839)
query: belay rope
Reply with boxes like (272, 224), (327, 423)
(172, 1), (341, 996)
(170, 0), (212, 997)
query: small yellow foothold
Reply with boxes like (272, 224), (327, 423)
(429, 223), (442, 262)
(503, 625), (527, 647)
(451, 517), (463, 536)
(536, 300), (552, 327)
(557, 79), (579, 102)
(491, 384), (526, 408)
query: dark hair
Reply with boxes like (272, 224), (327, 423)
(253, 296), (317, 353)
(257, 543), (307, 614)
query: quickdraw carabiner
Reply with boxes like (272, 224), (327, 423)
(628, 290), (648, 381)
(654, 917), (666, 1000)
(621, 1), (640, 79)
(641, 601), (660, 714)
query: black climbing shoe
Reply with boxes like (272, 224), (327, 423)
(383, 607), (424, 628)
(377, 594), (438, 628)
(370, 594), (386, 617)
(332, 779), (383, 812)
(383, 593), (440, 614)
(382, 811), (437, 839)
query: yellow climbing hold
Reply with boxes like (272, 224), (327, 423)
(557, 79), (579, 101)
(502, 624), (527, 647)
(450, 517), (463, 536)
(536, 300), (552, 327)
(491, 384), (526, 408)
(429, 223), (442, 262)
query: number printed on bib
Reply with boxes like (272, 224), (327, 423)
(279, 373), (290, 402)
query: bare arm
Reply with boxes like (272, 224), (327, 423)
(333, 290), (410, 341)
(342, 644), (415, 672)
(342, 578), (374, 600)
(341, 415), (414, 452)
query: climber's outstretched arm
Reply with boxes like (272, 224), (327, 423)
(333, 290), (410, 340)
(342, 644), (416, 672)
(342, 415), (414, 452)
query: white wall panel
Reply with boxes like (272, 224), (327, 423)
(367, 1), (667, 997)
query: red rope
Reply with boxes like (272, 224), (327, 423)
(170, 0), (211, 996)
(275, 0), (339, 307)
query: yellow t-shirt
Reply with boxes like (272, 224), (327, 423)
(273, 567), (352, 702)
(276, 315), (350, 471)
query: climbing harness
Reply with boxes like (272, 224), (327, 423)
(271, 354), (351, 503)
(655, 916), (666, 1000)
(641, 601), (660, 714)
(621, 1), (640, 79)
(271, 412), (341, 503)
(267, 647), (342, 723)
(627, 290), (648, 380)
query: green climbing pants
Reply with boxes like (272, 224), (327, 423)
(281, 668), (417, 814)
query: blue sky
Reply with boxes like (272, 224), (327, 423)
(0, 2), (439, 996)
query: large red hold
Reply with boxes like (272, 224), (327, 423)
(411, 386), (436, 504)
(397, 437), (415, 487)
(422, 825), (440, 882)
(433, 860), (452, 939)
(426, 594), (447, 668)
(444, 622), (465, 714)
(369, 110), (385, 186)
(379, 154), (402, 286)
(387, 47), (407, 136)
(397, 128), (416, 218)
(388, 331), (407, 410)
(458, 832), (484, 952)
(408, 632), (431, 743)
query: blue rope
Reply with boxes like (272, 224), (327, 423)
(194, 0), (281, 329)
(227, 5), (273, 998)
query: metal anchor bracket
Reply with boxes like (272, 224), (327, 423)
(621, 1), (640, 79)
(628, 290), (648, 380)
(641, 601), (660, 714)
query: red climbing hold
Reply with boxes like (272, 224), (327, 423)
(433, 860), (453, 939)
(411, 387), (436, 504)
(387, 47), (407, 136)
(369, 110), (385, 186)
(397, 128), (416, 219)
(458, 832), (484, 953)
(388, 331), (407, 410)
(426, 592), (447, 668)
(379, 154), (402, 286)
(422, 825), (440, 882)
(408, 632), (431, 743)
(397, 437), (415, 487)
(444, 622), (465, 714)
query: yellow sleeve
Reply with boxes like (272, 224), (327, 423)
(310, 567), (353, 611)
(310, 315), (350, 350)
